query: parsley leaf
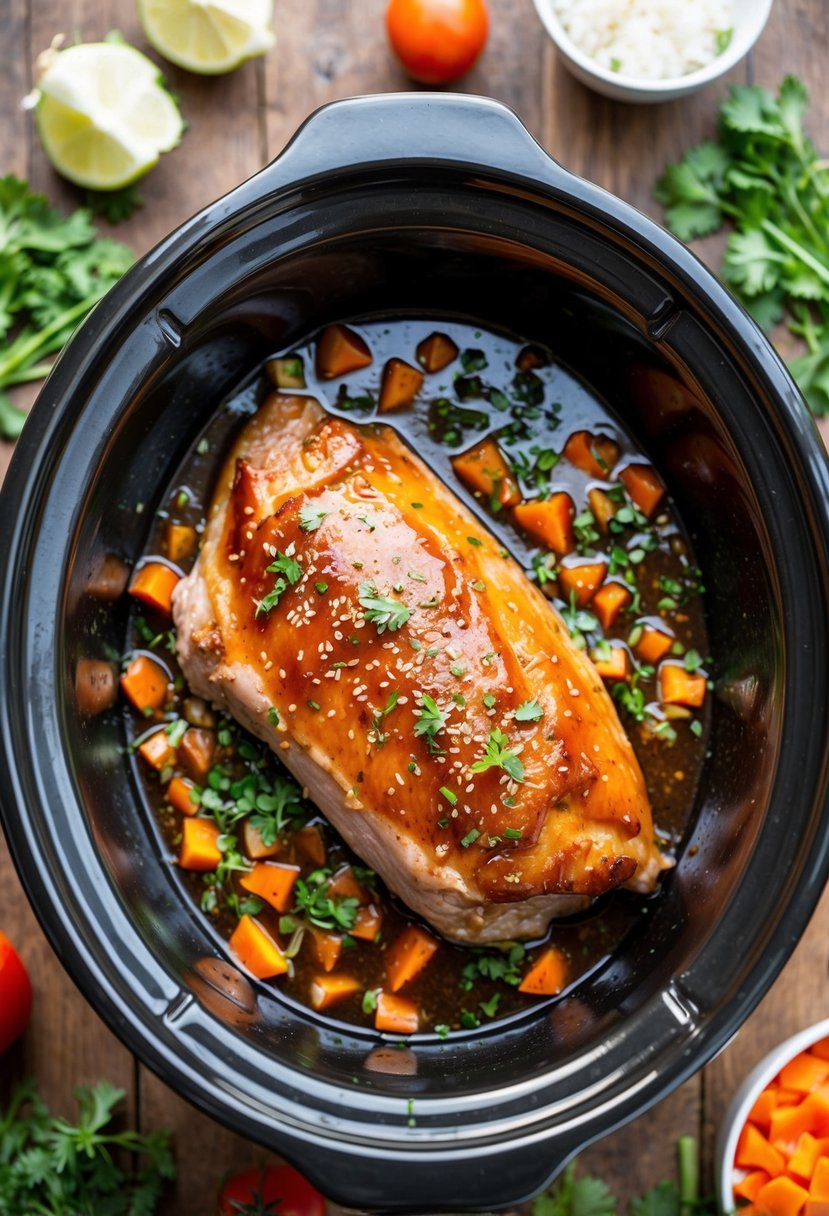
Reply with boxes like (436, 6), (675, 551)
(254, 550), (302, 617)
(358, 582), (412, 633)
(298, 504), (328, 531)
(471, 728), (525, 783)
(292, 867), (359, 931)
(515, 698), (544, 723)
(413, 694), (447, 753)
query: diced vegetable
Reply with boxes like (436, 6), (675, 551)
(0, 930), (33, 1055)
(451, 436), (521, 509)
(129, 560), (180, 615)
(138, 729), (176, 771)
(517, 945), (567, 995)
(590, 643), (630, 683)
(308, 928), (343, 973)
(588, 486), (616, 531)
(620, 463), (666, 518)
(378, 357), (424, 412)
(558, 559), (607, 607)
(267, 355), (307, 389)
(515, 344), (547, 372)
(812, 1158), (829, 1199)
(374, 990), (420, 1034)
(179, 727), (216, 782)
(781, 1054), (829, 1094)
(788, 1132), (821, 1181)
(659, 662), (707, 708)
(736, 1123), (786, 1176)
(167, 774), (198, 816)
(635, 625), (675, 665)
(75, 658), (118, 716)
(315, 323), (372, 380)
(120, 653), (169, 712)
(294, 824), (326, 866)
(309, 973), (361, 1010)
(327, 865), (369, 903)
(165, 522), (197, 564)
(592, 581), (631, 630)
(563, 429), (621, 478)
(242, 819), (281, 860)
(229, 915), (288, 980)
(351, 903), (384, 942)
(240, 861), (301, 913)
(512, 493), (575, 555)
(755, 1175), (810, 1216)
(384, 925), (439, 992)
(179, 817), (222, 871)
(750, 1088), (780, 1131)
(416, 331), (458, 373)
(735, 1171), (771, 1203)
(86, 553), (130, 600)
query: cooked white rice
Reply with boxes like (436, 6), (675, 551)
(552, 0), (736, 80)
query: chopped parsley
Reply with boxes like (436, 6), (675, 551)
(370, 690), (400, 747)
(298, 504), (328, 532)
(358, 582), (412, 633)
(470, 728), (525, 783)
(413, 695), (447, 753)
(292, 867), (359, 932)
(514, 698), (543, 723)
(253, 550), (302, 618)
(460, 943), (525, 990)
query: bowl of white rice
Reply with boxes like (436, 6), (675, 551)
(533, 0), (773, 102)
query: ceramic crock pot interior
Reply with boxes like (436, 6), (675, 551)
(3, 96), (829, 1212)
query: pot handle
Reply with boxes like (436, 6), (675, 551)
(249, 92), (570, 195)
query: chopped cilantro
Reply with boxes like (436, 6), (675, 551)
(358, 582), (412, 633)
(471, 729), (525, 783)
(298, 504), (328, 531)
(515, 698), (543, 723)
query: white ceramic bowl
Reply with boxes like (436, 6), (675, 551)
(715, 1018), (829, 1214)
(531, 0), (774, 103)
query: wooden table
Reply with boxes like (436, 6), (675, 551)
(2, 1), (828, 1211)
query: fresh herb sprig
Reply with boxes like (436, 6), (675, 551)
(0, 175), (133, 440)
(654, 76), (829, 414)
(358, 582), (412, 633)
(0, 1078), (174, 1214)
(471, 728), (525, 783)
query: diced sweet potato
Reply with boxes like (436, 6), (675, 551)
(658, 663), (707, 708)
(167, 775), (198, 817)
(120, 653), (169, 713)
(378, 357), (424, 413)
(416, 332), (458, 374)
(327, 865), (370, 904)
(294, 824), (326, 867)
(755, 1175), (810, 1216)
(374, 991), (419, 1034)
(780, 1053), (829, 1095)
(591, 644), (630, 682)
(563, 430), (621, 478)
(735, 1171), (771, 1204)
(315, 323), (372, 380)
(308, 928), (343, 973)
(240, 861), (301, 913)
(242, 820), (280, 860)
(620, 463), (666, 518)
(179, 817), (222, 871)
(518, 946), (567, 995)
(310, 974), (361, 1010)
(787, 1132), (821, 1181)
(451, 437), (521, 509)
(635, 625), (675, 665)
(385, 925), (439, 992)
(512, 494), (575, 555)
(736, 1123), (786, 1177)
(229, 915), (288, 979)
(558, 560), (607, 607)
(351, 902), (384, 942)
(129, 561), (181, 615)
(138, 730), (177, 772)
(179, 727), (216, 782)
(165, 522), (197, 564)
(588, 487), (616, 531)
(592, 582), (631, 630)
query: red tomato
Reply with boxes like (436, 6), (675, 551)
(218, 1164), (326, 1216)
(386, 0), (489, 84)
(0, 930), (32, 1054)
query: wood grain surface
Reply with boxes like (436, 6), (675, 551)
(1, 2), (828, 1212)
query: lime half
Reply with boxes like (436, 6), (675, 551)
(138, 0), (275, 75)
(36, 42), (184, 191)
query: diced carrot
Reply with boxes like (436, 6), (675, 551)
(294, 824), (326, 866)
(788, 1133), (821, 1181)
(120, 653), (169, 712)
(588, 487), (616, 531)
(378, 357), (424, 412)
(309, 973), (361, 1011)
(736, 1124), (786, 1176)
(804, 1201), (829, 1216)
(327, 865), (369, 904)
(812, 1039), (829, 1062)
(138, 730), (177, 771)
(179, 817), (222, 871)
(351, 903), (384, 942)
(167, 775), (198, 817)
(755, 1175), (810, 1216)
(591, 643), (630, 682)
(374, 991), (419, 1034)
(808, 1092), (829, 1136)
(129, 561), (181, 615)
(735, 1172), (771, 1204)
(779, 1090), (806, 1106)
(518, 946), (568, 995)
(240, 862), (301, 913)
(308, 928), (343, 973)
(620, 463), (666, 518)
(315, 323), (372, 379)
(165, 522), (197, 564)
(592, 581), (631, 630)
(771, 1099), (823, 1149)
(659, 662), (707, 708)
(242, 819), (280, 860)
(229, 914), (288, 980)
(513, 493), (575, 555)
(750, 1087), (781, 1132)
(451, 437), (521, 509)
(558, 559), (607, 607)
(179, 727), (216, 782)
(636, 625), (675, 665)
(75, 658), (118, 716)
(781, 1053), (829, 1095)
(563, 429), (621, 478)
(385, 925), (439, 992)
(416, 332), (458, 373)
(811, 1159), (829, 1201)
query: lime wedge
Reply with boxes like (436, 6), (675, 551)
(36, 42), (184, 191)
(138, 0), (275, 75)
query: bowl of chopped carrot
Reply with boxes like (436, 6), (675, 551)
(717, 1019), (829, 1216)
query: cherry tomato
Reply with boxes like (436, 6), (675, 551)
(386, 0), (489, 85)
(218, 1164), (326, 1216)
(0, 930), (32, 1054)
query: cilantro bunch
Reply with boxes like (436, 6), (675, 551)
(654, 76), (829, 415)
(0, 1078), (174, 1215)
(0, 175), (133, 439)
